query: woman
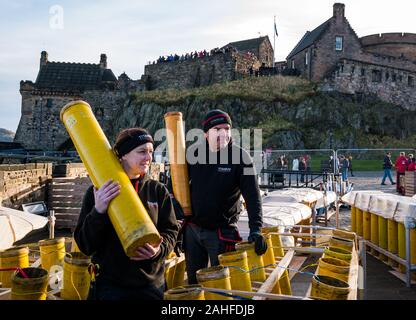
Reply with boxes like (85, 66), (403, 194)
(74, 128), (178, 300)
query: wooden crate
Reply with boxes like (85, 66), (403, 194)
(405, 171), (416, 196)
(48, 177), (92, 231)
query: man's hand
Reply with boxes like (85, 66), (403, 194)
(248, 233), (268, 255)
(94, 179), (120, 214)
(130, 237), (163, 261)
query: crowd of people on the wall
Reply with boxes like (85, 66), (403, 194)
(149, 46), (237, 65)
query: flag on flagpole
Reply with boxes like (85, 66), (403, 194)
(274, 20), (278, 37)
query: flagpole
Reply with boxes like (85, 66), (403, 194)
(273, 15), (276, 67)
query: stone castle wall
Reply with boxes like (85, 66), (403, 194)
(321, 58), (416, 110)
(14, 84), (134, 151)
(360, 33), (416, 61)
(0, 163), (52, 209)
(144, 51), (260, 90)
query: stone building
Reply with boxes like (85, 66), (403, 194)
(15, 51), (142, 150)
(144, 36), (273, 90)
(223, 36), (274, 67)
(287, 3), (416, 110)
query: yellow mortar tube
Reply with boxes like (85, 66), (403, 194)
(350, 206), (356, 232)
(61, 252), (91, 300)
(218, 250), (252, 293)
(196, 266), (232, 300)
(164, 112), (192, 216)
(387, 219), (399, 267)
(236, 241), (266, 282)
(378, 216), (388, 261)
(164, 285), (205, 300)
(363, 211), (371, 241)
(11, 267), (48, 300)
(262, 234), (276, 267)
(370, 213), (379, 257)
(39, 238), (66, 273)
(356, 209), (363, 237)
(0, 246), (29, 288)
(398, 222), (406, 273)
(261, 227), (292, 295)
(60, 101), (160, 257)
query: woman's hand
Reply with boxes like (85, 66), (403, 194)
(130, 238), (163, 261)
(94, 179), (120, 214)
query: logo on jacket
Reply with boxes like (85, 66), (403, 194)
(218, 167), (232, 173)
(147, 201), (158, 211)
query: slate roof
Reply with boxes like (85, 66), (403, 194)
(287, 19), (331, 59)
(35, 62), (117, 91)
(225, 36), (269, 52)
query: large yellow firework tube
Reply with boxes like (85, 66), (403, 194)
(164, 112), (192, 216)
(60, 101), (161, 257)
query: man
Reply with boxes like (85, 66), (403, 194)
(395, 152), (408, 193)
(184, 109), (267, 284)
(381, 152), (395, 185)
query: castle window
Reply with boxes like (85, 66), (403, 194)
(305, 52), (308, 66)
(46, 99), (53, 108)
(385, 72), (390, 81)
(399, 75), (403, 82)
(408, 76), (414, 87)
(392, 74), (397, 82)
(361, 68), (365, 76)
(351, 66), (355, 74)
(291, 60), (295, 69)
(335, 36), (343, 51)
(372, 70), (382, 83)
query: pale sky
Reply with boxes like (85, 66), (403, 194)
(1, 0), (415, 131)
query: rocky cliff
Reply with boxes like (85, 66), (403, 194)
(109, 76), (416, 150)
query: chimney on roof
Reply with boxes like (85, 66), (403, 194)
(333, 3), (345, 19)
(100, 54), (107, 69)
(40, 51), (48, 68)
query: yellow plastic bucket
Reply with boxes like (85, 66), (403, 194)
(218, 250), (252, 293)
(61, 252), (91, 300)
(0, 246), (29, 288)
(323, 247), (352, 262)
(329, 237), (354, 252)
(236, 241), (266, 282)
(164, 285), (205, 300)
(356, 209), (363, 237)
(196, 265), (232, 300)
(39, 237), (66, 273)
(164, 112), (192, 216)
(317, 257), (350, 282)
(378, 216), (388, 261)
(387, 219), (398, 267)
(363, 211), (371, 241)
(60, 101), (161, 257)
(11, 267), (48, 300)
(350, 206), (356, 232)
(311, 275), (350, 300)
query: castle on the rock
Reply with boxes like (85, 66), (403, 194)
(14, 3), (416, 150)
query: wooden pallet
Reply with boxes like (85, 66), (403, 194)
(48, 177), (92, 231)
